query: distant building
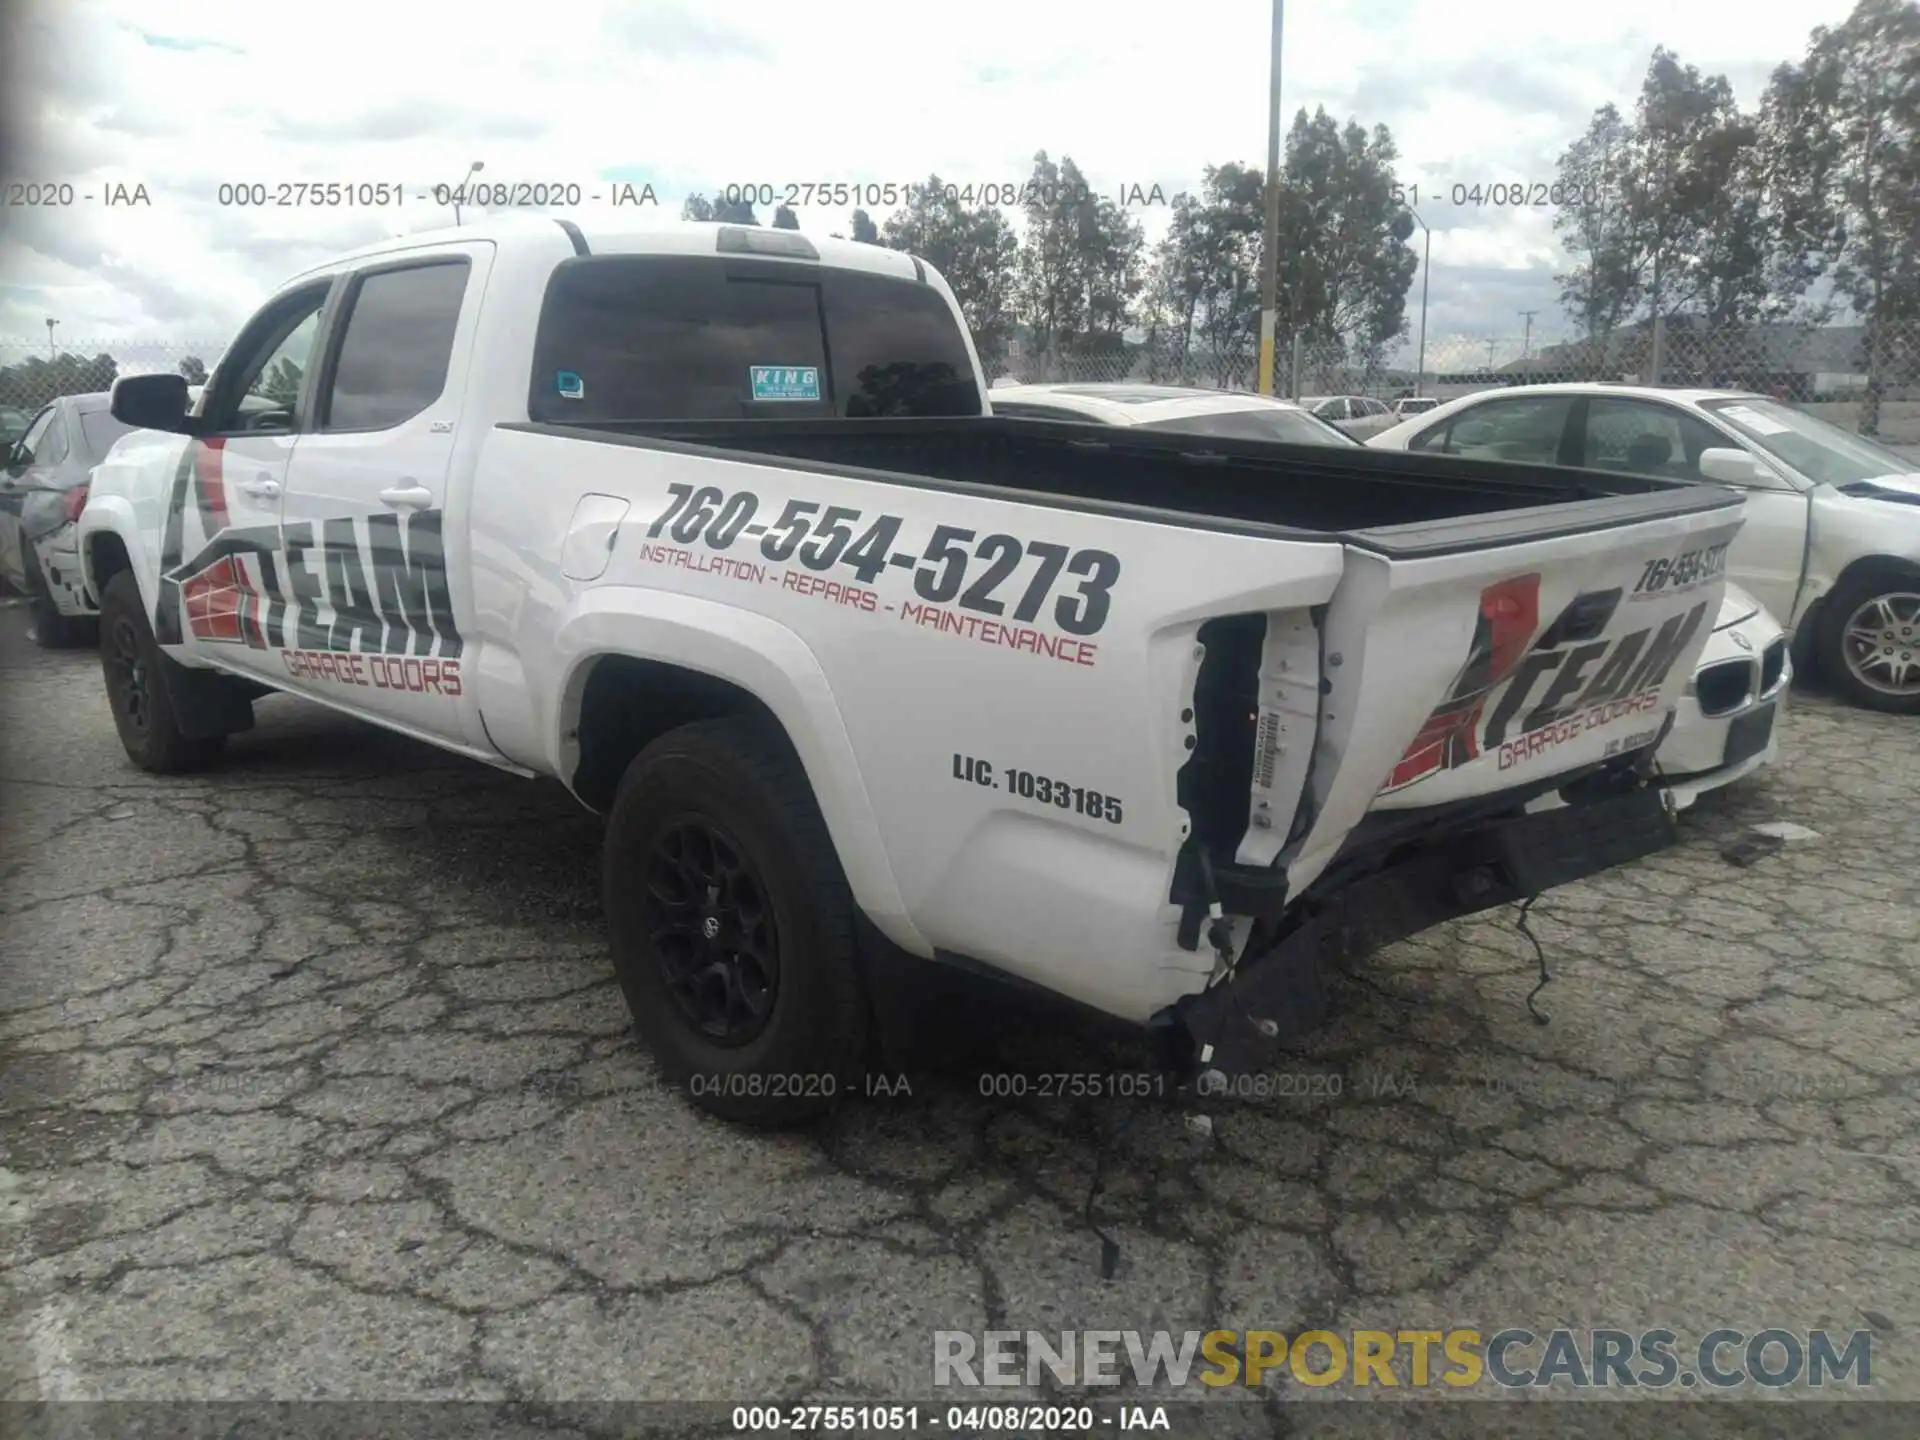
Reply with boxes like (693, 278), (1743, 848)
(1522, 318), (1901, 400)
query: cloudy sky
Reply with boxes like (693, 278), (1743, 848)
(0, 0), (1864, 369)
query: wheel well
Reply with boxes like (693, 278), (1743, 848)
(1834, 554), (1920, 589)
(570, 655), (781, 815)
(87, 532), (132, 600)
(1799, 555), (1920, 664)
(1806, 554), (1920, 630)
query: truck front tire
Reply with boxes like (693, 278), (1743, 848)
(97, 570), (229, 773)
(602, 715), (868, 1126)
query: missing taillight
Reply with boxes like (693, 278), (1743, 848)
(1177, 613), (1267, 856)
(61, 484), (90, 523)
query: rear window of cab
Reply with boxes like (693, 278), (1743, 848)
(528, 255), (982, 423)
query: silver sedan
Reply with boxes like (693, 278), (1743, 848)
(0, 392), (133, 647)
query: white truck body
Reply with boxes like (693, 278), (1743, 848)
(78, 217), (1745, 1117)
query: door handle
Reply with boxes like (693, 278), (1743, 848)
(236, 475), (281, 499)
(379, 484), (434, 510)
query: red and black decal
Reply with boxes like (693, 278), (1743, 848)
(182, 553), (264, 646)
(156, 438), (461, 660)
(1384, 574), (1540, 791)
(155, 438), (230, 646)
(194, 438), (230, 531)
(1384, 576), (1708, 793)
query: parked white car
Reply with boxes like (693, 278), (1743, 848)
(986, 383), (1357, 446)
(1390, 396), (1443, 418)
(1301, 394), (1399, 439)
(1652, 581), (1789, 810)
(1368, 383), (1920, 713)
(988, 382), (1787, 808)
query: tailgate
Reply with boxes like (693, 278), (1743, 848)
(1257, 486), (1744, 893)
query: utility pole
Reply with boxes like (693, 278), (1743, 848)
(1485, 337), (1497, 370)
(1257, 0), (1285, 395)
(1407, 207), (1430, 396)
(1518, 310), (1537, 364)
(451, 160), (484, 227)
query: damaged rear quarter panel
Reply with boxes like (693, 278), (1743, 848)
(1279, 504), (1743, 899)
(1802, 482), (1920, 619)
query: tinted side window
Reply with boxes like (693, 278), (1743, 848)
(79, 410), (133, 462)
(12, 407), (55, 465)
(321, 261), (470, 431)
(1582, 398), (1727, 480)
(203, 285), (330, 435)
(530, 256), (980, 423)
(39, 411), (69, 466)
(1440, 396), (1575, 464)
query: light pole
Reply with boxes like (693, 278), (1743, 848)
(1257, 0), (1285, 395)
(1404, 207), (1430, 396)
(451, 160), (484, 227)
(45, 318), (57, 361)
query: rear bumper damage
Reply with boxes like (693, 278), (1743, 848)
(1164, 785), (1677, 1074)
(38, 529), (97, 618)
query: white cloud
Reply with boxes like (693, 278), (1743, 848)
(0, 0), (1865, 357)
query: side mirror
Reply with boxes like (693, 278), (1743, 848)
(110, 373), (195, 435)
(1698, 446), (1765, 485)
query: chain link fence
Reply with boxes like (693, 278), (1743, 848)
(0, 341), (228, 447)
(5, 322), (1918, 451)
(990, 318), (1920, 449)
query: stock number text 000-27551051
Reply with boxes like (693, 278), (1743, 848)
(645, 482), (1123, 637)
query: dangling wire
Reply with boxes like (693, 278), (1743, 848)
(1516, 895), (1551, 1024)
(1082, 1108), (1136, 1279)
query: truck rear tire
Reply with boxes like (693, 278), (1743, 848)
(601, 715), (868, 1126)
(97, 570), (228, 773)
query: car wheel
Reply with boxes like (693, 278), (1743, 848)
(1815, 567), (1920, 715)
(97, 570), (228, 772)
(601, 715), (867, 1126)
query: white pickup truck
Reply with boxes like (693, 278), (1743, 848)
(79, 216), (1744, 1123)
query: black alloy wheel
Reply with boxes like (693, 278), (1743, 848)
(96, 569), (227, 773)
(642, 818), (782, 1046)
(601, 715), (869, 1126)
(104, 612), (151, 736)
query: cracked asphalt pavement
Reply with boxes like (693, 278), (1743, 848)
(1, 595), (1915, 1427)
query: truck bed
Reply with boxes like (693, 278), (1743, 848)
(528, 414), (1735, 554)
